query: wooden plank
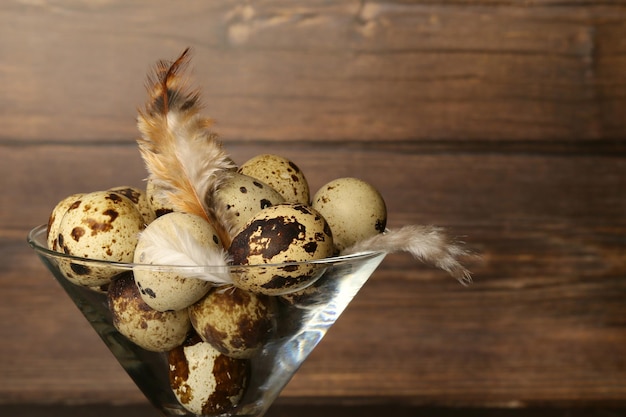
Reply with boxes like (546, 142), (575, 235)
(4, 403), (626, 417)
(2, 143), (624, 405)
(0, 2), (625, 142)
(3, 141), (625, 231)
(2, 403), (626, 417)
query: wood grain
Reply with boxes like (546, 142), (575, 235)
(5, 403), (626, 417)
(3, 403), (626, 417)
(0, 2), (625, 142)
(1, 0), (625, 410)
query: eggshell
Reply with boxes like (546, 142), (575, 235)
(133, 212), (221, 312)
(145, 178), (175, 218)
(47, 192), (85, 252)
(239, 154), (310, 204)
(108, 186), (156, 225)
(108, 272), (191, 352)
(228, 203), (334, 295)
(169, 334), (249, 415)
(214, 171), (285, 236)
(279, 275), (327, 306)
(312, 177), (387, 252)
(56, 191), (145, 287)
(189, 287), (277, 359)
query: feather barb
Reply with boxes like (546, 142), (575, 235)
(136, 48), (235, 247)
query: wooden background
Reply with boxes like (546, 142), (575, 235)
(1, 0), (625, 413)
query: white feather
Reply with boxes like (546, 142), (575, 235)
(341, 224), (473, 285)
(136, 223), (233, 286)
(167, 111), (235, 206)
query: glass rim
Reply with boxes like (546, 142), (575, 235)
(27, 224), (386, 273)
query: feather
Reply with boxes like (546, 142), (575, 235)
(136, 48), (235, 246)
(136, 223), (234, 286)
(341, 225), (473, 285)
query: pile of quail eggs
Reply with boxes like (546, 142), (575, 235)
(46, 153), (386, 415)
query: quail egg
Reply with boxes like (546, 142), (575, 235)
(228, 203), (334, 295)
(56, 190), (145, 287)
(213, 171), (285, 237)
(238, 154), (310, 204)
(108, 272), (191, 352)
(312, 177), (387, 252)
(189, 287), (277, 359)
(169, 334), (249, 415)
(133, 211), (222, 312)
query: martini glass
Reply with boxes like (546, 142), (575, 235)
(27, 224), (386, 417)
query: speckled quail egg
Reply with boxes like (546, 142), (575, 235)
(228, 203), (334, 295)
(169, 334), (249, 415)
(108, 272), (191, 352)
(213, 171), (285, 237)
(47, 192), (85, 252)
(145, 178), (175, 218)
(312, 177), (387, 252)
(189, 287), (277, 359)
(56, 191), (145, 287)
(108, 185), (156, 225)
(133, 211), (222, 312)
(238, 154), (310, 204)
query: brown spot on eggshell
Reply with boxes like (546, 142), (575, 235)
(230, 216), (305, 264)
(71, 227), (85, 242)
(104, 208), (119, 221)
(169, 334), (249, 415)
(108, 272), (191, 352)
(137, 281), (157, 299)
(70, 262), (91, 276)
(155, 208), (173, 217)
(47, 214), (56, 237)
(278, 271), (330, 307)
(228, 203), (334, 295)
(69, 200), (82, 210)
(106, 192), (124, 203)
(145, 179), (176, 219)
(260, 271), (311, 290)
(206, 354), (249, 415)
(109, 185), (160, 225)
(189, 287), (276, 358)
(56, 190), (145, 287)
(238, 154), (310, 204)
(214, 172), (285, 237)
(303, 241), (318, 254)
(109, 186), (141, 204)
(84, 217), (114, 235)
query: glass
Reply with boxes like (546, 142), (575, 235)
(27, 224), (386, 417)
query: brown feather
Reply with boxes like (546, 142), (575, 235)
(136, 48), (235, 247)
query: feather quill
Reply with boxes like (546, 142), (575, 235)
(136, 48), (235, 246)
(136, 224), (233, 285)
(341, 225), (473, 285)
